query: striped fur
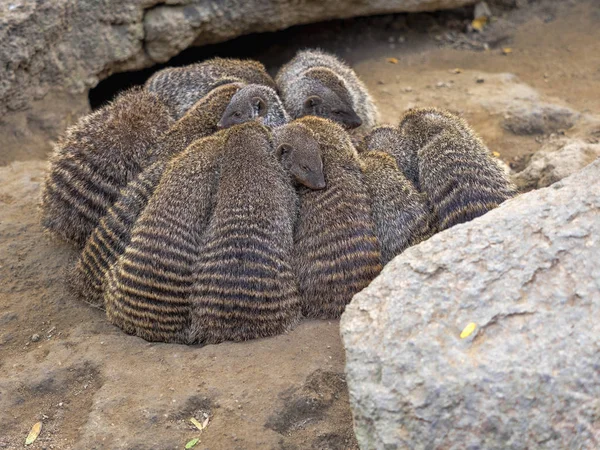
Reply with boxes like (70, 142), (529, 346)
(292, 117), (382, 319)
(189, 122), (301, 344)
(276, 49), (379, 133)
(398, 108), (518, 231)
(71, 84), (243, 307)
(145, 58), (276, 119)
(360, 151), (435, 265)
(104, 133), (225, 343)
(360, 125), (420, 190)
(40, 87), (174, 247)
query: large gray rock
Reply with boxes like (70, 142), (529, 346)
(342, 160), (600, 449)
(0, 0), (475, 164)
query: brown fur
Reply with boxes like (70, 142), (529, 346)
(291, 117), (382, 319)
(398, 108), (518, 231)
(146, 58), (276, 119)
(360, 151), (435, 264)
(40, 87), (174, 247)
(103, 132), (225, 344)
(273, 122), (326, 190)
(71, 83), (243, 308)
(360, 125), (420, 189)
(276, 49), (379, 133)
(188, 122), (301, 344)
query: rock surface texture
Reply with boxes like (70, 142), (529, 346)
(342, 159), (600, 449)
(0, 0), (475, 164)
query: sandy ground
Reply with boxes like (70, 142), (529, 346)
(1, 1), (599, 448)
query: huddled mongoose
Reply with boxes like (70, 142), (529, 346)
(291, 117), (382, 319)
(397, 108), (518, 231)
(188, 121), (301, 344)
(359, 151), (435, 264)
(71, 83), (243, 307)
(218, 85), (290, 129)
(276, 49), (379, 133)
(273, 122), (326, 190)
(103, 132), (226, 344)
(145, 58), (276, 119)
(360, 125), (420, 189)
(40, 87), (174, 247)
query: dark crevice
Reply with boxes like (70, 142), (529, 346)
(88, 4), (483, 110)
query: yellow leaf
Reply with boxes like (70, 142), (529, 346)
(460, 322), (477, 339)
(452, 68), (463, 74)
(386, 57), (399, 64)
(492, 151), (501, 157)
(25, 422), (42, 445)
(502, 47), (513, 55)
(190, 417), (204, 431)
(472, 17), (488, 31)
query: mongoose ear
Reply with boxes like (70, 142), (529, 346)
(252, 97), (267, 117)
(275, 144), (291, 159)
(304, 96), (322, 109)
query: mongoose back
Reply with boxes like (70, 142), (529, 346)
(398, 108), (518, 231)
(360, 125), (420, 189)
(104, 132), (226, 343)
(40, 87), (174, 247)
(218, 85), (290, 129)
(360, 151), (435, 264)
(72, 83), (243, 307)
(146, 58), (276, 119)
(276, 49), (379, 132)
(189, 122), (301, 344)
(273, 122), (326, 190)
(291, 117), (382, 319)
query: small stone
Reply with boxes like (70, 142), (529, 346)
(31, 334), (40, 342)
(476, 77), (485, 84)
(403, 87), (413, 93)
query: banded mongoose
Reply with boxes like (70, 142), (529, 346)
(273, 122), (326, 190)
(398, 108), (518, 231)
(218, 85), (290, 129)
(189, 121), (301, 344)
(145, 58), (276, 119)
(276, 49), (379, 132)
(40, 87), (174, 247)
(291, 117), (382, 319)
(359, 151), (435, 264)
(104, 132), (226, 344)
(72, 83), (243, 307)
(360, 125), (420, 189)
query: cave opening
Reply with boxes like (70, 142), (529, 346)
(88, 5), (475, 110)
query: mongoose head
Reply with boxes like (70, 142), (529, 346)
(359, 126), (400, 153)
(298, 68), (362, 129)
(218, 85), (290, 129)
(273, 122), (326, 190)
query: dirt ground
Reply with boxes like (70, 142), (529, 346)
(1, 1), (599, 449)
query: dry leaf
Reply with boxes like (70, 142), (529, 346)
(25, 422), (42, 445)
(386, 57), (399, 64)
(190, 417), (204, 431)
(451, 68), (463, 74)
(471, 17), (488, 31)
(502, 47), (513, 55)
(185, 438), (200, 449)
(202, 416), (209, 429)
(492, 151), (501, 157)
(460, 322), (477, 339)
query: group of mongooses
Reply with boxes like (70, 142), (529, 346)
(40, 49), (517, 345)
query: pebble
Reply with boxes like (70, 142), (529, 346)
(31, 333), (40, 342)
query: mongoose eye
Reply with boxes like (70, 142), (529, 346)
(301, 165), (311, 172)
(233, 112), (242, 118)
